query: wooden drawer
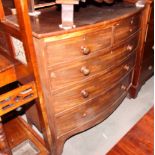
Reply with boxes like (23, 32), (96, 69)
(53, 54), (135, 114)
(113, 13), (140, 44)
(56, 72), (132, 137)
(46, 27), (112, 66)
(48, 33), (138, 91)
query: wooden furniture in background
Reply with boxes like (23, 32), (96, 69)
(140, 3), (154, 87)
(130, 0), (153, 98)
(107, 107), (154, 155)
(0, 0), (51, 154)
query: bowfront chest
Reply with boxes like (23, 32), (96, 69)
(20, 3), (143, 155)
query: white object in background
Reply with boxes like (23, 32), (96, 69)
(59, 4), (76, 30)
(29, 11), (41, 17)
(12, 37), (27, 65)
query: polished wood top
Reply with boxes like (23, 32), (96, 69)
(107, 107), (154, 155)
(6, 2), (142, 38)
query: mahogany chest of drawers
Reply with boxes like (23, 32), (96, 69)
(26, 3), (143, 154)
(5, 2), (144, 155)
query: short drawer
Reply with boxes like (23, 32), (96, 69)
(46, 27), (112, 66)
(53, 54), (135, 114)
(48, 33), (138, 91)
(56, 72), (132, 137)
(113, 13), (141, 44)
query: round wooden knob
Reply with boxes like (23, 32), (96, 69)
(124, 65), (130, 71)
(130, 19), (134, 24)
(127, 45), (133, 51)
(81, 66), (90, 76)
(148, 65), (153, 70)
(81, 90), (89, 98)
(121, 85), (127, 91)
(81, 46), (90, 55)
(129, 28), (133, 32)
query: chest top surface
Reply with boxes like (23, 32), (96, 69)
(6, 2), (142, 38)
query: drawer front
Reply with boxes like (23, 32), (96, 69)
(53, 54), (135, 114)
(48, 33), (138, 91)
(113, 13), (140, 44)
(56, 72), (132, 136)
(46, 27), (112, 66)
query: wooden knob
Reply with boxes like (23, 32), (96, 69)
(81, 66), (90, 76)
(148, 65), (153, 70)
(130, 18), (134, 24)
(127, 45), (133, 51)
(129, 28), (133, 32)
(124, 64), (130, 71)
(81, 90), (89, 98)
(121, 85), (127, 91)
(81, 46), (90, 55)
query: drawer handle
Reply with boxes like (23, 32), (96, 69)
(130, 20), (134, 24)
(148, 65), (153, 70)
(81, 66), (90, 76)
(81, 90), (89, 98)
(129, 28), (133, 32)
(121, 85), (127, 91)
(81, 46), (90, 55)
(127, 45), (133, 51)
(130, 18), (134, 24)
(124, 65), (130, 71)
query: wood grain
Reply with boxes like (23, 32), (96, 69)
(113, 13), (141, 44)
(46, 27), (112, 66)
(53, 54), (135, 114)
(5, 3), (143, 39)
(48, 33), (138, 91)
(56, 73), (132, 137)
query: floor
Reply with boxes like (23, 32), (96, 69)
(62, 77), (154, 155)
(107, 107), (153, 155)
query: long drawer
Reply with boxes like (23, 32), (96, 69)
(113, 13), (141, 45)
(48, 32), (139, 91)
(46, 27), (112, 66)
(53, 53), (135, 114)
(56, 72), (132, 137)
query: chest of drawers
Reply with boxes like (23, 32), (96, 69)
(23, 3), (143, 154)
